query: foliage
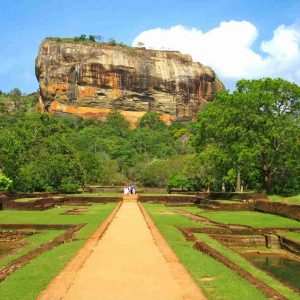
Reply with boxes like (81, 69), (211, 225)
(138, 111), (166, 130)
(107, 38), (117, 46)
(0, 89), (38, 114)
(2, 77), (299, 194)
(0, 173), (13, 191)
(59, 182), (79, 193)
(192, 78), (300, 195)
(167, 171), (199, 192)
(0, 99), (186, 191)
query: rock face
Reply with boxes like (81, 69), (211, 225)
(36, 39), (224, 126)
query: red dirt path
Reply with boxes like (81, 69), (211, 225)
(38, 199), (205, 300)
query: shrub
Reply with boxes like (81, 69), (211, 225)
(45, 186), (55, 192)
(167, 171), (200, 192)
(59, 182), (79, 193)
(0, 173), (13, 191)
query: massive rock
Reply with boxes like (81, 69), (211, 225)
(36, 39), (224, 126)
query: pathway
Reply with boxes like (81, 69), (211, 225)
(39, 196), (205, 300)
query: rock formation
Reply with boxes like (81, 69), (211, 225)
(36, 39), (224, 126)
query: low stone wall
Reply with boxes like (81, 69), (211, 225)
(7, 192), (58, 199)
(139, 195), (196, 203)
(2, 196), (120, 211)
(195, 192), (268, 203)
(206, 201), (255, 211)
(209, 234), (266, 247)
(194, 241), (287, 300)
(255, 201), (300, 221)
(0, 230), (36, 242)
(198, 200), (300, 222)
(280, 236), (300, 255)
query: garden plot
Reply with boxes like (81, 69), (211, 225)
(0, 202), (117, 300)
(144, 203), (300, 300)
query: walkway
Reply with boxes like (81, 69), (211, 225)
(40, 196), (205, 300)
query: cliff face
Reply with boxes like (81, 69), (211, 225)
(36, 39), (224, 126)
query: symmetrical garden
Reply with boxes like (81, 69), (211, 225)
(0, 193), (300, 300)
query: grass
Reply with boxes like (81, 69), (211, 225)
(140, 193), (195, 197)
(68, 192), (121, 197)
(198, 211), (300, 228)
(144, 203), (300, 299)
(278, 230), (300, 242)
(215, 200), (241, 203)
(0, 202), (117, 300)
(268, 195), (300, 204)
(193, 233), (300, 300)
(171, 206), (205, 214)
(14, 196), (63, 202)
(0, 229), (64, 268)
(14, 193), (121, 201)
(143, 203), (268, 300)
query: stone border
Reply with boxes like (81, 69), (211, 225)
(138, 202), (207, 300)
(0, 223), (85, 282)
(2, 196), (121, 211)
(139, 195), (197, 203)
(194, 241), (288, 300)
(197, 200), (300, 222)
(37, 201), (122, 300)
(179, 225), (300, 296)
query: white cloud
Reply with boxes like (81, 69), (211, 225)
(132, 21), (300, 89)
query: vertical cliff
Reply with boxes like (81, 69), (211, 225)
(36, 39), (224, 126)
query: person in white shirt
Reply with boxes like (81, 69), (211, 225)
(124, 186), (130, 195)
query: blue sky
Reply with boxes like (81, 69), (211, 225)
(1, 0), (300, 93)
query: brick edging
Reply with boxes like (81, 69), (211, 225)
(138, 202), (207, 300)
(37, 201), (122, 300)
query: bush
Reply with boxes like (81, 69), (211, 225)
(167, 171), (200, 192)
(0, 173), (13, 191)
(59, 182), (79, 193)
(45, 186), (55, 192)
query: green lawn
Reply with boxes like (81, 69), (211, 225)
(13, 193), (122, 202)
(140, 193), (195, 197)
(171, 206), (205, 214)
(278, 230), (300, 242)
(14, 196), (64, 202)
(68, 192), (121, 197)
(268, 195), (300, 204)
(0, 202), (117, 300)
(198, 211), (300, 228)
(144, 203), (300, 300)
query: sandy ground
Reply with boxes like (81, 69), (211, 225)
(40, 200), (205, 300)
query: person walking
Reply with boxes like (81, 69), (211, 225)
(123, 185), (129, 195)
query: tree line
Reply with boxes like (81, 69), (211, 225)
(0, 77), (299, 195)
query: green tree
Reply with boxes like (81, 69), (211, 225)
(138, 111), (166, 130)
(192, 78), (300, 195)
(9, 88), (22, 96)
(107, 38), (116, 46)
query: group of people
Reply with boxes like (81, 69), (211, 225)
(123, 184), (136, 195)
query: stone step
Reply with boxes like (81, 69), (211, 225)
(265, 234), (281, 249)
(122, 194), (139, 202)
